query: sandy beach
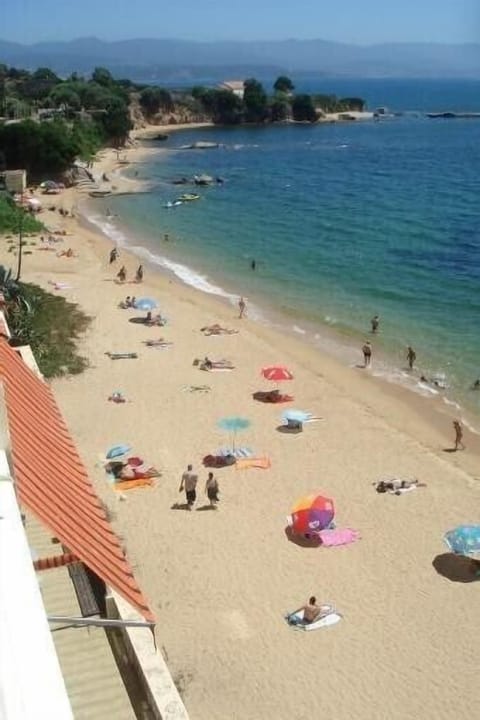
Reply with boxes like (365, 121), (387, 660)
(4, 131), (480, 720)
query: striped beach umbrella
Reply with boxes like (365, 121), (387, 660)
(290, 494), (335, 535)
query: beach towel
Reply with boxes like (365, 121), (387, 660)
(113, 477), (154, 491)
(285, 605), (342, 631)
(218, 447), (253, 458)
(105, 352), (138, 360)
(235, 456), (271, 470)
(318, 528), (360, 546)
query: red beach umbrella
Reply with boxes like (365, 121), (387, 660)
(261, 366), (294, 382)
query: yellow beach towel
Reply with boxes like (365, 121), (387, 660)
(236, 457), (271, 470)
(113, 477), (155, 491)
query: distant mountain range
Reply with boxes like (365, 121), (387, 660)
(0, 37), (479, 81)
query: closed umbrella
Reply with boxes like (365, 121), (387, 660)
(217, 416), (251, 451)
(290, 494), (335, 535)
(134, 297), (158, 311)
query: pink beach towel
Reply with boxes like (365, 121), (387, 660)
(318, 528), (360, 547)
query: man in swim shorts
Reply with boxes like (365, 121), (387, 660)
(179, 464), (198, 509)
(302, 596), (322, 623)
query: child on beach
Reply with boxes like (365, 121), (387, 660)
(117, 266), (127, 282)
(135, 265), (144, 283)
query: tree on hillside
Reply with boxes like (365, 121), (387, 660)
(339, 97), (365, 112)
(91, 67), (114, 87)
(291, 94), (318, 122)
(49, 85), (82, 110)
(100, 97), (131, 146)
(243, 78), (268, 123)
(211, 90), (243, 125)
(273, 76), (294, 93)
(139, 87), (174, 117)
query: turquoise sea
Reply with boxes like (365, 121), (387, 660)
(86, 80), (480, 421)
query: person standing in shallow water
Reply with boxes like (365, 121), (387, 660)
(238, 296), (246, 319)
(362, 341), (372, 368)
(453, 420), (465, 451)
(371, 315), (379, 334)
(406, 345), (416, 370)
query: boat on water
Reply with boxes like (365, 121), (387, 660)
(177, 193), (200, 202)
(89, 189), (112, 198)
(164, 200), (183, 208)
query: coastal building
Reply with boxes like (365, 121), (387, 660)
(1, 169), (27, 194)
(0, 312), (189, 719)
(218, 80), (245, 98)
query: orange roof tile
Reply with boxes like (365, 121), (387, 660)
(0, 339), (154, 623)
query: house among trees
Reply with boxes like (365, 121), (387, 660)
(218, 80), (245, 99)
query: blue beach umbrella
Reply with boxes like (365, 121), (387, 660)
(217, 416), (251, 451)
(134, 297), (158, 311)
(282, 409), (310, 423)
(106, 444), (131, 459)
(444, 525), (480, 556)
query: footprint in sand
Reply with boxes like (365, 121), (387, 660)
(220, 609), (252, 640)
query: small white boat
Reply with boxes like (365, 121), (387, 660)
(164, 200), (183, 208)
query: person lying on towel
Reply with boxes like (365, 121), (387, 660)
(106, 460), (159, 480)
(200, 324), (238, 336)
(200, 356), (234, 370)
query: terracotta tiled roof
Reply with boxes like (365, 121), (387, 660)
(0, 339), (154, 622)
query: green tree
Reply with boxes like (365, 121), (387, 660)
(211, 90), (243, 125)
(100, 97), (132, 146)
(243, 78), (268, 123)
(270, 96), (290, 122)
(273, 76), (294, 93)
(91, 67), (114, 87)
(49, 85), (82, 110)
(291, 94), (318, 122)
(339, 97), (365, 112)
(139, 87), (173, 116)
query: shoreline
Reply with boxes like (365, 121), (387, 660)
(81, 127), (480, 448)
(3, 123), (480, 718)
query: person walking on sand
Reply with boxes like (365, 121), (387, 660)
(371, 315), (379, 334)
(453, 419), (465, 451)
(135, 265), (144, 283)
(117, 265), (126, 283)
(179, 464), (198, 510)
(238, 296), (246, 319)
(109, 247), (118, 264)
(407, 345), (416, 370)
(362, 341), (372, 368)
(205, 472), (219, 508)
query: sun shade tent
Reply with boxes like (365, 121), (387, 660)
(0, 338), (154, 623)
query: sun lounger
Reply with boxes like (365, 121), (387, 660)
(235, 457), (271, 470)
(113, 477), (155, 491)
(105, 352), (138, 359)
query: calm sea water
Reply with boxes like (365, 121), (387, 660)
(88, 80), (480, 418)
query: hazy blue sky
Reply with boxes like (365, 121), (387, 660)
(1, 0), (479, 44)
